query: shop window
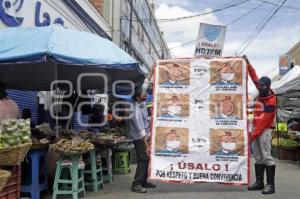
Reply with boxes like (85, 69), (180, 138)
(290, 59), (295, 69)
(141, 30), (144, 42)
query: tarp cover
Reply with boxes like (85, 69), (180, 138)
(0, 25), (143, 90)
(272, 65), (300, 95)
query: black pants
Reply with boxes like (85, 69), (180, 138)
(132, 139), (149, 187)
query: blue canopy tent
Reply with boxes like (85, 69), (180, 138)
(0, 25), (146, 131)
(0, 25), (145, 91)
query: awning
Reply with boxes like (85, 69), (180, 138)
(0, 25), (144, 91)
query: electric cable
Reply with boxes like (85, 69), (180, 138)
(236, 0), (287, 55)
(156, 0), (251, 22)
(141, 2), (265, 56)
(257, 0), (300, 10)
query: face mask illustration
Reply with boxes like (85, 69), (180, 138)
(221, 142), (236, 151)
(168, 105), (182, 115)
(221, 73), (235, 81)
(166, 140), (181, 150)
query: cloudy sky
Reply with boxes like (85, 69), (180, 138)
(155, 0), (300, 81)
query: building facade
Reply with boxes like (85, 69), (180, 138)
(110, 0), (171, 73)
(286, 42), (300, 68)
(279, 42), (300, 76)
(0, 0), (111, 38)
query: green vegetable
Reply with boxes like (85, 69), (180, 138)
(272, 138), (300, 147)
(0, 119), (32, 147)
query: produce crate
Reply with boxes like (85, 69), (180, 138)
(278, 147), (299, 161)
(0, 170), (11, 192)
(0, 165), (21, 199)
(298, 147), (300, 162)
(271, 146), (278, 158)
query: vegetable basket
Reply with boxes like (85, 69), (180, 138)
(50, 139), (94, 156)
(0, 143), (32, 165)
(0, 170), (11, 192)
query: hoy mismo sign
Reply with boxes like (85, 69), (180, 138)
(194, 23), (226, 58)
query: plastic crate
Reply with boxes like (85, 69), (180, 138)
(278, 148), (298, 161)
(271, 146), (278, 158)
(0, 165), (21, 199)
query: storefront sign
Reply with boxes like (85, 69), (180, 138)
(194, 23), (226, 58)
(0, 0), (64, 28)
(279, 54), (291, 75)
(0, 0), (73, 28)
(150, 57), (248, 184)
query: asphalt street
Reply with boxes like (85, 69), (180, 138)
(83, 159), (300, 199)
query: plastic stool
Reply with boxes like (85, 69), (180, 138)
(52, 154), (85, 199)
(99, 148), (113, 183)
(83, 149), (104, 192)
(21, 148), (48, 199)
(113, 151), (130, 174)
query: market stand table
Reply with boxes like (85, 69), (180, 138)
(91, 138), (131, 183)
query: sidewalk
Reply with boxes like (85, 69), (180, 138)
(84, 159), (300, 199)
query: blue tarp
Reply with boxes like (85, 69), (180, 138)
(0, 25), (138, 67)
(0, 25), (144, 90)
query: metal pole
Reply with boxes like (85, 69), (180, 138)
(54, 62), (59, 137)
(276, 95), (280, 159)
(64, 94), (80, 133)
(128, 0), (133, 55)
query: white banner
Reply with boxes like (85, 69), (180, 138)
(150, 57), (249, 184)
(194, 23), (226, 58)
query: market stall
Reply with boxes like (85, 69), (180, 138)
(0, 25), (144, 199)
(269, 66), (300, 162)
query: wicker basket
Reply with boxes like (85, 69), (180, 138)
(50, 144), (95, 156)
(0, 143), (32, 166)
(31, 143), (49, 150)
(51, 149), (91, 156)
(0, 170), (11, 192)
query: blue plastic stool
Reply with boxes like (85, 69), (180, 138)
(84, 149), (104, 192)
(21, 148), (48, 199)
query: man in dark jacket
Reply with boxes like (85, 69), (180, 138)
(244, 56), (276, 195)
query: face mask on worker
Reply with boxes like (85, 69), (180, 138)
(166, 140), (181, 150)
(258, 76), (271, 97)
(221, 73), (235, 82)
(167, 105), (182, 115)
(259, 87), (270, 97)
(221, 142), (236, 152)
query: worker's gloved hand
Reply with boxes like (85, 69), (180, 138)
(250, 133), (257, 142)
(242, 55), (250, 65)
(249, 133), (253, 142)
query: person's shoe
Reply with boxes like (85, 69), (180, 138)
(262, 185), (275, 194)
(262, 165), (275, 194)
(248, 164), (265, 191)
(131, 185), (147, 193)
(142, 182), (157, 188)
